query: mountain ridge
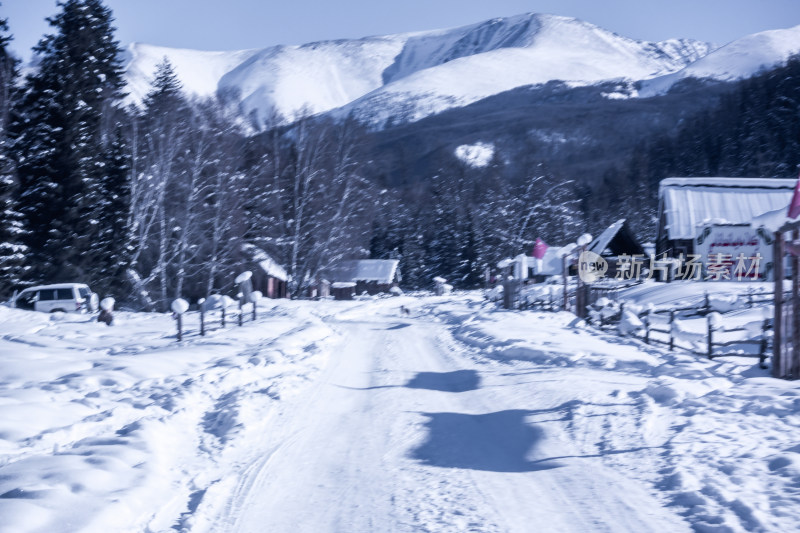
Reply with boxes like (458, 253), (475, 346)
(120, 13), (799, 128)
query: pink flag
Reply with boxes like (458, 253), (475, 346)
(532, 238), (548, 259)
(788, 174), (800, 219)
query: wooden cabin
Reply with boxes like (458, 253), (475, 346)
(324, 259), (400, 299)
(656, 177), (794, 258)
(242, 245), (289, 299)
(586, 219), (645, 278)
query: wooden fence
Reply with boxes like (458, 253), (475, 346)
(637, 310), (770, 364)
(587, 288), (782, 366)
(174, 299), (260, 340)
(520, 284), (779, 364)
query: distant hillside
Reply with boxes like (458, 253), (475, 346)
(122, 13), (715, 125)
(364, 78), (734, 188)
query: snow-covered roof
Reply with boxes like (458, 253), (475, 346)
(242, 244), (288, 282)
(750, 205), (800, 233)
(589, 219), (624, 256)
(659, 177), (795, 240)
(588, 219), (644, 257)
(258, 256), (288, 282)
(326, 260), (399, 284)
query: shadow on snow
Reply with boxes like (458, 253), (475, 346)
(405, 370), (481, 392)
(410, 409), (561, 473)
(338, 369), (482, 392)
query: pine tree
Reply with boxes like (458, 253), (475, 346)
(0, 13), (26, 295)
(10, 0), (126, 284)
(134, 57), (192, 309)
(143, 57), (184, 113)
(93, 125), (131, 294)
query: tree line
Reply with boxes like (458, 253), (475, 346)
(0, 0), (589, 307)
(594, 56), (800, 242)
(9, 2), (798, 306)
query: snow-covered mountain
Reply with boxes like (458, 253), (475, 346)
(123, 36), (409, 122)
(334, 14), (713, 126)
(641, 25), (800, 96)
(121, 13), (800, 128)
(123, 44), (261, 104)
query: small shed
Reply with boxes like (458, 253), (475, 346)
(242, 245), (289, 299)
(532, 243), (577, 278)
(330, 282), (356, 300)
(317, 279), (331, 299)
(587, 219), (645, 278)
(324, 259), (400, 297)
(656, 177), (795, 258)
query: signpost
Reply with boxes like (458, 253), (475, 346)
(694, 223), (773, 280)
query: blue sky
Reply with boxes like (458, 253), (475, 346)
(3, 0), (800, 60)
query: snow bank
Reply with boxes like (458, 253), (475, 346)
(1, 293), (797, 533)
(450, 309), (661, 369)
(0, 302), (337, 532)
(424, 293), (800, 533)
(618, 309), (644, 336)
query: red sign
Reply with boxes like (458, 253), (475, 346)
(532, 238), (548, 259)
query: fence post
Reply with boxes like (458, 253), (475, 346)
(793, 228), (800, 379)
(759, 318), (769, 369)
(773, 230), (784, 378)
(198, 298), (205, 336)
(669, 310), (675, 351)
(704, 292), (710, 314)
(707, 315), (713, 359)
(238, 298), (244, 327)
(252, 301), (257, 321)
(171, 299), (188, 342)
(644, 312), (650, 344)
(562, 254), (569, 311)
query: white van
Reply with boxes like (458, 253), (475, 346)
(13, 283), (99, 314)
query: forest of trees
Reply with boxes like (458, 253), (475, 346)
(598, 57), (800, 240)
(1, 0), (799, 309)
(0, 0), (587, 308)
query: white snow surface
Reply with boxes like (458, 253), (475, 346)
(120, 16), (800, 128)
(0, 294), (798, 532)
(123, 43), (261, 104)
(337, 15), (713, 126)
(642, 24), (800, 96)
(455, 142), (495, 167)
(122, 13), (715, 126)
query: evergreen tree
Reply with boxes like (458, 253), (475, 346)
(0, 12), (26, 295)
(136, 57), (195, 308)
(94, 125), (131, 294)
(10, 0), (126, 284)
(637, 56), (800, 185)
(142, 57), (185, 114)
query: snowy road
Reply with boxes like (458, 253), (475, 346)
(207, 304), (688, 533)
(1, 295), (798, 533)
